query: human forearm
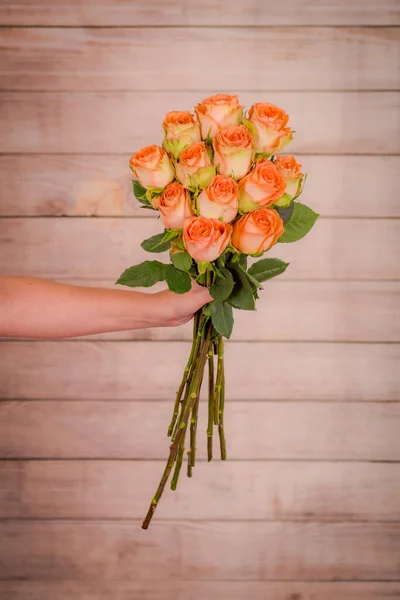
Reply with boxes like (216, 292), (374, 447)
(0, 277), (211, 339)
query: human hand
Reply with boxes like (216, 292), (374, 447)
(153, 281), (213, 327)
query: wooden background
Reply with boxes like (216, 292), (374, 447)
(0, 1), (399, 598)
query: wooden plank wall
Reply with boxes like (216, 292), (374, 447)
(0, 1), (399, 598)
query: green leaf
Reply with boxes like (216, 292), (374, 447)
(162, 229), (180, 243)
(278, 202), (319, 243)
(210, 301), (234, 339)
(210, 267), (234, 302)
(133, 180), (147, 201)
(116, 261), (167, 288)
(238, 253), (248, 270)
(248, 258), (289, 282)
(243, 270), (263, 290)
(170, 251), (192, 272)
(166, 265), (192, 294)
(227, 263), (256, 311)
(141, 233), (172, 253)
(275, 202), (294, 224)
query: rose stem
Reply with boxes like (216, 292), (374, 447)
(217, 336), (227, 460)
(172, 318), (206, 485)
(167, 311), (200, 437)
(206, 345), (215, 462)
(213, 340), (219, 425)
(171, 314), (207, 442)
(187, 363), (204, 477)
(142, 323), (212, 529)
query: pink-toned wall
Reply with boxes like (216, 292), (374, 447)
(0, 1), (399, 598)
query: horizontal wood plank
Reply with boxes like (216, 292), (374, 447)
(1, 460), (399, 521)
(0, 218), (398, 281)
(1, 154), (399, 218)
(0, 91), (398, 154)
(58, 281), (397, 344)
(0, 521), (398, 581)
(1, 582), (399, 600)
(1, 28), (398, 91)
(0, 401), (398, 460)
(1, 0), (399, 26)
(1, 341), (398, 401)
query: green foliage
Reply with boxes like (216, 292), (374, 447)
(132, 179), (147, 202)
(210, 267), (234, 302)
(170, 251), (192, 272)
(166, 265), (192, 294)
(141, 230), (179, 253)
(116, 261), (167, 288)
(209, 301), (234, 339)
(238, 254), (248, 270)
(279, 202), (319, 243)
(275, 202), (294, 224)
(226, 263), (256, 311)
(248, 258), (289, 282)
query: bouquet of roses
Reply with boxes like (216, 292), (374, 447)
(117, 94), (318, 528)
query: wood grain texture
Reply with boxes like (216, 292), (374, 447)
(1, 460), (399, 521)
(0, 520), (399, 581)
(1, 28), (398, 91)
(0, 401), (398, 460)
(0, 91), (398, 154)
(0, 217), (398, 281)
(1, 154), (399, 218)
(0, 581), (399, 600)
(1, 341), (398, 401)
(1, 0), (399, 26)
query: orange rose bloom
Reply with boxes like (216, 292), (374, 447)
(247, 102), (293, 155)
(175, 142), (215, 190)
(195, 94), (243, 139)
(183, 217), (232, 263)
(238, 158), (286, 213)
(197, 175), (238, 223)
(162, 111), (201, 158)
(232, 208), (284, 255)
(155, 182), (194, 230)
(213, 125), (253, 180)
(129, 144), (174, 189)
(274, 155), (305, 207)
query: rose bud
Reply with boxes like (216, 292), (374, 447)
(183, 216), (232, 263)
(162, 111), (201, 159)
(197, 175), (238, 223)
(175, 142), (215, 191)
(238, 158), (286, 213)
(129, 145), (174, 189)
(274, 155), (305, 207)
(195, 93), (243, 140)
(213, 125), (253, 180)
(232, 208), (284, 255)
(155, 181), (194, 230)
(246, 102), (293, 156)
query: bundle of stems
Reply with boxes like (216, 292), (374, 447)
(142, 308), (226, 529)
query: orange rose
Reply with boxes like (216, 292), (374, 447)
(232, 208), (284, 255)
(197, 175), (238, 223)
(195, 94), (243, 140)
(175, 142), (215, 191)
(129, 145), (174, 189)
(213, 125), (253, 180)
(183, 217), (232, 263)
(162, 111), (201, 158)
(274, 155), (305, 207)
(238, 158), (286, 213)
(246, 102), (293, 155)
(155, 182), (194, 229)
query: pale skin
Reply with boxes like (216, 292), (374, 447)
(0, 276), (212, 339)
